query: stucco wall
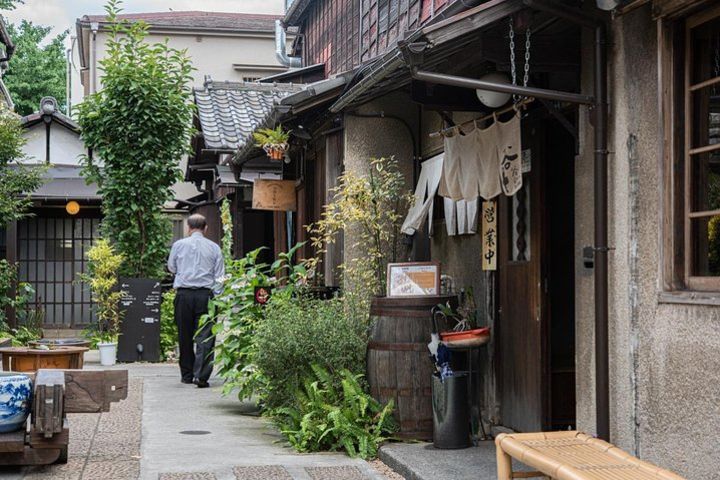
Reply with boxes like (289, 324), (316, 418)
(577, 6), (720, 479)
(342, 90), (417, 268)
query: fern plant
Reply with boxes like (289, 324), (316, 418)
(271, 365), (396, 459)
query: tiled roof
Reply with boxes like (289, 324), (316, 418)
(80, 11), (281, 32)
(194, 81), (301, 151)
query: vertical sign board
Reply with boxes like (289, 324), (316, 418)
(118, 278), (161, 362)
(482, 200), (497, 271)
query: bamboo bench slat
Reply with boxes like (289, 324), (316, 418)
(495, 431), (686, 480)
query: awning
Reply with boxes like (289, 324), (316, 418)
(27, 165), (100, 201)
(329, 0), (525, 113)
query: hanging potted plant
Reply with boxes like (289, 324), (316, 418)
(253, 125), (291, 161)
(80, 239), (125, 366)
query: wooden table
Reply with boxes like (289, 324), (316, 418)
(0, 347), (88, 372)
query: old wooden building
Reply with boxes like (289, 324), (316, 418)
(216, 0), (720, 477)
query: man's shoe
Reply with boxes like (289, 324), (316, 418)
(181, 378), (194, 384)
(195, 380), (210, 389)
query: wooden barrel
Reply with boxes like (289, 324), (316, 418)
(367, 295), (456, 440)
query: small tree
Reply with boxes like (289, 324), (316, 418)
(307, 157), (410, 308)
(0, 106), (44, 226)
(76, 0), (195, 279)
(81, 239), (124, 343)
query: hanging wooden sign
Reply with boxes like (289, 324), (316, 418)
(252, 179), (296, 211)
(481, 200), (497, 271)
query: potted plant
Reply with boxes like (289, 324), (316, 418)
(80, 239), (125, 366)
(253, 125), (290, 161)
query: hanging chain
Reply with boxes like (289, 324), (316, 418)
(523, 27), (531, 88)
(509, 17), (531, 103)
(509, 18), (517, 88)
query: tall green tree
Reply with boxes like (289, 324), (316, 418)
(4, 20), (68, 116)
(0, 106), (43, 226)
(0, 1), (22, 10)
(76, 0), (194, 279)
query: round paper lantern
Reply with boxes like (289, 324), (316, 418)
(475, 72), (512, 108)
(65, 201), (80, 215)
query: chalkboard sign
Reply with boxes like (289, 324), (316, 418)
(117, 278), (161, 362)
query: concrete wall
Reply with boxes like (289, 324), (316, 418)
(576, 6), (720, 479)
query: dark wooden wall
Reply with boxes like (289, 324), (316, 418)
(300, 0), (450, 75)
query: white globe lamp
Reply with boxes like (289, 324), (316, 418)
(475, 72), (512, 108)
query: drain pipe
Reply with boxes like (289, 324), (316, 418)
(275, 20), (302, 68)
(593, 20), (610, 444)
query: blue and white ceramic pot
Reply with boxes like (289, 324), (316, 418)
(0, 373), (32, 433)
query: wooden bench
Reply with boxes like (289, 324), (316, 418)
(495, 431), (685, 480)
(0, 369), (128, 466)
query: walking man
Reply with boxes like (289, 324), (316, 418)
(167, 214), (224, 388)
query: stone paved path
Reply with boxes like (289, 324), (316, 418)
(0, 363), (402, 480)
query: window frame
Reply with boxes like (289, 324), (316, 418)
(683, 4), (720, 291)
(660, 2), (720, 295)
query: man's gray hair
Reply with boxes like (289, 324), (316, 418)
(187, 214), (207, 230)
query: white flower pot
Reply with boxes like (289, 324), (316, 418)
(98, 342), (118, 366)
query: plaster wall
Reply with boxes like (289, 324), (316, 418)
(22, 123), (85, 166)
(576, 6), (720, 478)
(88, 31), (288, 90)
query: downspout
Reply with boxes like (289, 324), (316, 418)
(90, 22), (99, 94)
(593, 21), (610, 443)
(275, 20), (302, 68)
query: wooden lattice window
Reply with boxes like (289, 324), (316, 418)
(684, 5), (720, 290)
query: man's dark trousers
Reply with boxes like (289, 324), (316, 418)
(174, 288), (215, 383)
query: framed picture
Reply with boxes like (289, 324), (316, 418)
(386, 262), (441, 297)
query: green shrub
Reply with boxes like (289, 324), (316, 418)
(272, 365), (395, 459)
(209, 245), (306, 400)
(160, 290), (178, 361)
(254, 293), (367, 410)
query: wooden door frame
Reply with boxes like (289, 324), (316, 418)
(496, 118), (551, 431)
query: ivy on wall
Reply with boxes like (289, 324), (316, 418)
(76, 0), (195, 279)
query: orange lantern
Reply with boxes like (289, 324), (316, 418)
(65, 201), (80, 215)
